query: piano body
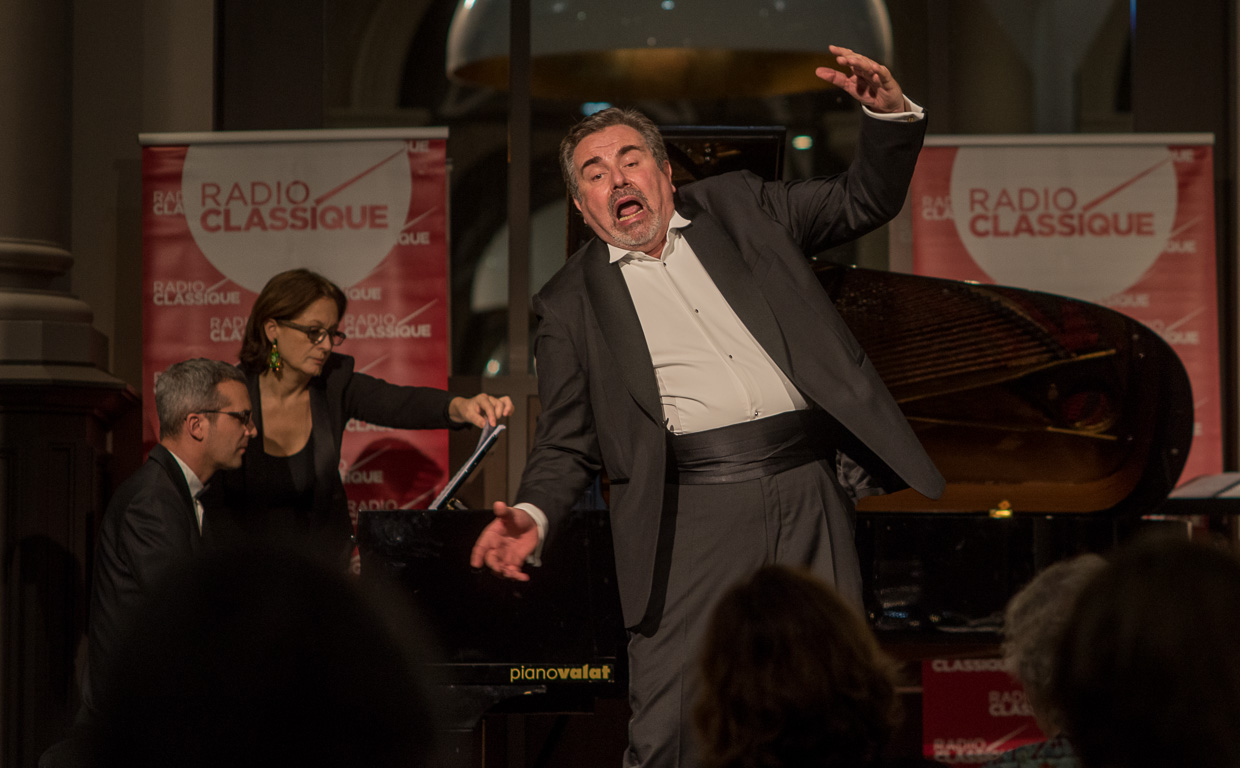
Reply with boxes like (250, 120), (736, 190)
(357, 263), (1196, 764)
(832, 265), (1195, 637)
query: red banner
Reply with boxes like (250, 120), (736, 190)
(141, 130), (451, 537)
(909, 136), (1221, 483)
(921, 658), (1045, 764)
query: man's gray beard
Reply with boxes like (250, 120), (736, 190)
(602, 186), (665, 251)
(607, 212), (663, 251)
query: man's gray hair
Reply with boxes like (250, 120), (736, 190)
(558, 107), (669, 202)
(1002, 553), (1108, 732)
(155, 358), (246, 439)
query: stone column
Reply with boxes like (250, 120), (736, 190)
(0, 0), (135, 764)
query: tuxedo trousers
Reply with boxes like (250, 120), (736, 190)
(621, 456), (862, 768)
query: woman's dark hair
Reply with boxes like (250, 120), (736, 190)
(694, 565), (902, 768)
(239, 269), (347, 373)
(1052, 535), (1240, 768)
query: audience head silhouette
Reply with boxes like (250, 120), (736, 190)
(92, 547), (440, 768)
(1053, 536), (1240, 768)
(694, 565), (903, 768)
(1001, 553), (1107, 737)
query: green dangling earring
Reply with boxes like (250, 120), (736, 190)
(268, 339), (282, 373)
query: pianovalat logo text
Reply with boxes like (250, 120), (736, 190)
(509, 664), (614, 683)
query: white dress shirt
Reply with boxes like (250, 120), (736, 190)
(610, 212), (807, 434)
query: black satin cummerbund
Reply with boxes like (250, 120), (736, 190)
(666, 409), (840, 485)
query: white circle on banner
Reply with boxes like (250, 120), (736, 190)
(182, 141), (413, 292)
(949, 145), (1177, 302)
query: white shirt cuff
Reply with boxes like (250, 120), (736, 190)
(513, 502), (547, 567)
(863, 95), (924, 122)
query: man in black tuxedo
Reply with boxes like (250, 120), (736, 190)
(472, 46), (944, 768)
(82, 358), (257, 717)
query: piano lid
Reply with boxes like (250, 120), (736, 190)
(819, 265), (1194, 515)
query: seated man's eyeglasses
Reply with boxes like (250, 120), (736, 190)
(278, 320), (347, 347)
(199, 409), (253, 426)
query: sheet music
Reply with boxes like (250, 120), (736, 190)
(428, 423), (506, 510)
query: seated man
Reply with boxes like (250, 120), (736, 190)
(42, 358), (255, 766)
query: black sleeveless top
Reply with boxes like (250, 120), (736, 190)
(245, 434), (317, 530)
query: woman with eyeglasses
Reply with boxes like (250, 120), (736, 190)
(203, 268), (512, 566)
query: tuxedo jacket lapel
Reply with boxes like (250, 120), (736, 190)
(149, 444), (203, 548)
(678, 210), (793, 376)
(581, 241), (664, 425)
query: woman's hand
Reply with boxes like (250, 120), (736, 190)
(449, 393), (514, 428)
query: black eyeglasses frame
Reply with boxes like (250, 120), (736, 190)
(199, 409), (254, 426)
(278, 320), (347, 347)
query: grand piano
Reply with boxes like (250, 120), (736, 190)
(839, 264), (1194, 636)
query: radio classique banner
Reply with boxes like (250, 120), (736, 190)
(908, 134), (1221, 484)
(140, 128), (451, 551)
(921, 658), (1044, 764)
